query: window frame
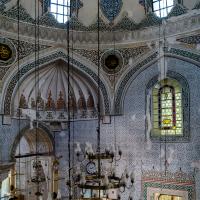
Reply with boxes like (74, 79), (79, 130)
(152, 79), (183, 137)
(146, 72), (190, 143)
(50, 0), (71, 23)
(152, 0), (174, 18)
(158, 85), (176, 130)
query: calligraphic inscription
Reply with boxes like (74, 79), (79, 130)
(101, 49), (123, 74)
(0, 44), (12, 61)
(0, 37), (16, 67)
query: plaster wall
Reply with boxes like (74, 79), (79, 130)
(20, 0), (42, 19)
(183, 0), (198, 10)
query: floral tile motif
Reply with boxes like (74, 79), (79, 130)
(74, 46), (150, 67)
(87, 17), (112, 31)
(100, 0), (123, 22)
(2, 4), (34, 23)
(139, 12), (162, 28)
(39, 12), (63, 28)
(0, 3), (5, 12)
(142, 170), (195, 200)
(74, 46), (150, 89)
(0, 2), (189, 31)
(177, 34), (200, 44)
(70, 0), (83, 12)
(167, 3), (187, 18)
(0, 38), (49, 80)
(10, 39), (50, 60)
(193, 1), (200, 10)
(115, 52), (158, 114)
(113, 15), (138, 31)
(66, 16), (88, 31)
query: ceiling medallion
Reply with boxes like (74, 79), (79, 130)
(101, 49), (124, 74)
(100, 0), (123, 22)
(0, 37), (16, 67)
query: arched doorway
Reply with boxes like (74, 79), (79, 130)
(13, 127), (53, 200)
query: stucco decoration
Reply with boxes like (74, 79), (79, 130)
(100, 0), (123, 22)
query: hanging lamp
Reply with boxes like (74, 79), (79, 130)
(66, 0), (135, 199)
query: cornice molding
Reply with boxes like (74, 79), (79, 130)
(1, 11), (200, 47)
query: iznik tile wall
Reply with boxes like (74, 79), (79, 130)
(54, 57), (200, 199)
(0, 117), (28, 161)
(0, 58), (200, 199)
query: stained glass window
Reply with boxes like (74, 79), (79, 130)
(152, 0), (174, 18)
(50, 0), (71, 23)
(152, 79), (183, 136)
(158, 195), (182, 200)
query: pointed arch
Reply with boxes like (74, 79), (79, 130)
(1, 49), (111, 116)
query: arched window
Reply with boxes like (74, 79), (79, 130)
(50, 0), (71, 23)
(152, 0), (174, 18)
(152, 79), (183, 136)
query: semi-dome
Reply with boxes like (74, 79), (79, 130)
(13, 60), (99, 120)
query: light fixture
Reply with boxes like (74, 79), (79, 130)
(66, 0), (134, 199)
(31, 160), (46, 183)
(69, 142), (134, 198)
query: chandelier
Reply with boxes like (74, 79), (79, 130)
(31, 160), (46, 197)
(65, 0), (135, 198)
(66, 139), (135, 200)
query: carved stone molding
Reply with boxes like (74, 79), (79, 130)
(1, 10), (200, 47)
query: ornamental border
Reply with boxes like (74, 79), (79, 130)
(0, 37), (17, 67)
(10, 122), (54, 161)
(115, 48), (200, 115)
(143, 182), (195, 200)
(3, 51), (110, 115)
(146, 71), (190, 142)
